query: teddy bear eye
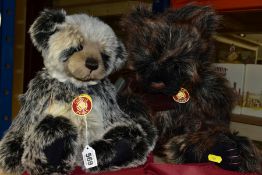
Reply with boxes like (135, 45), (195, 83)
(101, 52), (110, 60)
(60, 45), (83, 62)
(75, 44), (83, 52)
(101, 52), (110, 70)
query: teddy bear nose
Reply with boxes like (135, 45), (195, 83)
(85, 58), (98, 70)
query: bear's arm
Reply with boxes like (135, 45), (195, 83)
(0, 74), (50, 174)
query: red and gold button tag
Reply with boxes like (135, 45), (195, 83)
(72, 94), (92, 116)
(173, 88), (190, 103)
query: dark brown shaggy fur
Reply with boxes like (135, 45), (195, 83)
(120, 5), (262, 173)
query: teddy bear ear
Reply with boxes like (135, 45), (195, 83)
(120, 5), (154, 33)
(113, 40), (127, 70)
(29, 9), (66, 52)
(189, 6), (220, 38)
(164, 5), (220, 38)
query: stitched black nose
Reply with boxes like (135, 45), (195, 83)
(85, 58), (98, 70)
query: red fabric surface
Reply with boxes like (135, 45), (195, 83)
(144, 163), (259, 175)
(22, 156), (260, 175)
(22, 163), (260, 175)
(67, 163), (261, 175)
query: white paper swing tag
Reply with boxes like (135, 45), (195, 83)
(82, 145), (98, 169)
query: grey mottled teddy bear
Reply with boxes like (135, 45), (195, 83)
(0, 9), (156, 175)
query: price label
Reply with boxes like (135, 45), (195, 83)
(82, 145), (98, 169)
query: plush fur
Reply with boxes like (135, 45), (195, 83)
(120, 5), (261, 173)
(0, 9), (156, 175)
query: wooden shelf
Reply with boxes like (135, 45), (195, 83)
(231, 114), (262, 126)
(53, 1), (151, 17)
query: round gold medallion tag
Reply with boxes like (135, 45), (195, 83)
(173, 88), (190, 104)
(72, 94), (92, 116)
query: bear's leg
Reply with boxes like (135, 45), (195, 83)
(89, 122), (156, 172)
(164, 130), (261, 173)
(226, 133), (262, 173)
(0, 130), (24, 174)
(22, 115), (78, 175)
(163, 131), (220, 164)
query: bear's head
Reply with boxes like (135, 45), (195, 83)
(121, 5), (219, 95)
(29, 9), (126, 86)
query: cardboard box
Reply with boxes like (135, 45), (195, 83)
(242, 64), (262, 118)
(214, 64), (245, 114)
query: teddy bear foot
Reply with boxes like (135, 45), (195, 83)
(227, 134), (262, 173)
(209, 133), (262, 173)
(88, 138), (133, 172)
(206, 137), (241, 171)
(164, 132), (262, 173)
(22, 116), (78, 175)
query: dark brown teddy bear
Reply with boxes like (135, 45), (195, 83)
(119, 5), (261, 173)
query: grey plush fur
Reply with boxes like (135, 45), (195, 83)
(0, 9), (156, 175)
